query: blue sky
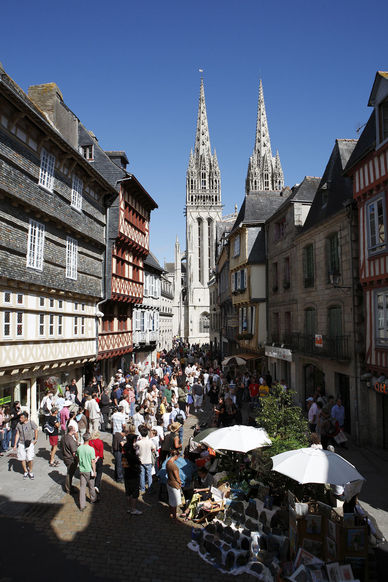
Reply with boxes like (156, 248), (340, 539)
(1, 0), (387, 262)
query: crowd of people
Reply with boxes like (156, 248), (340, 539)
(0, 344), (348, 519)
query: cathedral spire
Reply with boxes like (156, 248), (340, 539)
(186, 78), (221, 207)
(194, 78), (211, 162)
(246, 79), (284, 194)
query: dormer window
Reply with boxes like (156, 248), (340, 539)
(379, 97), (388, 144)
(81, 144), (94, 161)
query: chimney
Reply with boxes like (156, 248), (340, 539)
(28, 83), (79, 149)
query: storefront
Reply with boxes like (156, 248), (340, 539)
(265, 345), (293, 388)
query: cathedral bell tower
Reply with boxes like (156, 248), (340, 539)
(185, 78), (222, 344)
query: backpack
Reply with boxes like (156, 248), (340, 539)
(43, 421), (55, 435)
(175, 411), (184, 425)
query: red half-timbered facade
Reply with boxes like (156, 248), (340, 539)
(347, 72), (388, 377)
(97, 169), (157, 371)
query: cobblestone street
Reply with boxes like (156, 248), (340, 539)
(0, 408), (256, 582)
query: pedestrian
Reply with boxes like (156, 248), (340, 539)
(61, 425), (78, 494)
(59, 401), (72, 436)
(85, 393), (101, 434)
(112, 425), (128, 483)
(76, 407), (88, 444)
(1, 406), (12, 452)
(46, 407), (60, 467)
(99, 388), (111, 432)
(89, 431), (104, 495)
(111, 405), (126, 435)
(123, 432), (142, 515)
(331, 397), (345, 429)
(307, 397), (318, 432)
(166, 448), (182, 519)
(76, 432), (97, 511)
(13, 411), (38, 480)
(9, 401), (22, 447)
(132, 405), (144, 435)
(135, 425), (156, 494)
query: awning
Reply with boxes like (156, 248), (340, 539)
(237, 352), (263, 361)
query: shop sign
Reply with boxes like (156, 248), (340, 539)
(265, 345), (292, 362)
(0, 395), (11, 406)
(374, 382), (388, 394)
(315, 334), (323, 348)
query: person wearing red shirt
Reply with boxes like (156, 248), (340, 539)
(89, 431), (104, 495)
(248, 378), (260, 404)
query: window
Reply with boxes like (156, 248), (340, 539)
(376, 290), (388, 346)
(233, 234), (240, 257)
(379, 98), (388, 143)
(71, 175), (83, 211)
(272, 262), (278, 291)
(66, 237), (78, 280)
(274, 219), (286, 241)
(4, 292), (11, 304)
(16, 312), (23, 336)
(81, 144), (94, 161)
(17, 294), (23, 304)
(58, 299), (63, 309)
(264, 172), (269, 190)
(304, 308), (316, 336)
(328, 306), (342, 337)
(3, 311), (10, 336)
(74, 316), (78, 335)
(201, 170), (206, 190)
(367, 196), (386, 253)
(49, 298), (54, 308)
(82, 303), (85, 311)
(49, 314), (54, 336)
(284, 311), (291, 338)
(283, 257), (290, 289)
(74, 302), (78, 311)
(26, 220), (45, 271)
(198, 218), (203, 283)
(303, 245), (314, 288)
(40, 297), (45, 307)
(81, 316), (85, 335)
(326, 233), (340, 281)
(199, 313), (210, 333)
(38, 148), (55, 191)
(39, 313), (45, 336)
(58, 315), (63, 336)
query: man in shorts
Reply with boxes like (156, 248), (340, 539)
(13, 412), (38, 480)
(76, 432), (97, 511)
(166, 448), (182, 519)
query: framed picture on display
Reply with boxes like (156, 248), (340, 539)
(305, 514), (322, 535)
(302, 538), (323, 559)
(327, 520), (336, 541)
(326, 562), (341, 582)
(339, 564), (354, 580)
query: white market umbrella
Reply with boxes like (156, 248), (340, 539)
(201, 425), (272, 453)
(221, 355), (247, 367)
(271, 447), (365, 486)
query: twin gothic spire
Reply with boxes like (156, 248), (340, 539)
(246, 80), (284, 193)
(186, 78), (284, 205)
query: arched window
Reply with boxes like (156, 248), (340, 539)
(199, 312), (210, 333)
(197, 218), (203, 283)
(208, 218), (213, 274)
(264, 172), (269, 190)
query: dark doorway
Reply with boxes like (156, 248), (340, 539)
(335, 373), (351, 434)
(304, 364), (325, 403)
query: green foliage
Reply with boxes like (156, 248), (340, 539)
(256, 386), (309, 445)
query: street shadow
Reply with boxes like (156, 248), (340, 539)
(7, 457), (23, 474)
(36, 447), (51, 461)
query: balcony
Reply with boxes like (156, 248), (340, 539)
(111, 275), (143, 303)
(285, 334), (350, 360)
(98, 331), (132, 359)
(149, 330), (158, 343)
(133, 330), (147, 344)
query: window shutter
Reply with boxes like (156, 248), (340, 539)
(237, 270), (241, 290)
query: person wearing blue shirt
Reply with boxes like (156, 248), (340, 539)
(331, 398), (345, 428)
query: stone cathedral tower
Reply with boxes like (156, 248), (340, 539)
(246, 80), (284, 194)
(185, 78), (222, 344)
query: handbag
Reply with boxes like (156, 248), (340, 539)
(334, 430), (347, 444)
(121, 453), (129, 469)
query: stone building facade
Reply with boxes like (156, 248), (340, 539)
(159, 271), (174, 352)
(265, 176), (320, 389)
(281, 140), (363, 440)
(0, 68), (117, 421)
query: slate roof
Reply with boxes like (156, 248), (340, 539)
(247, 229), (266, 264)
(164, 262), (175, 273)
(144, 251), (164, 273)
(301, 139), (357, 233)
(344, 110), (375, 172)
(267, 178), (320, 223)
(230, 191), (286, 234)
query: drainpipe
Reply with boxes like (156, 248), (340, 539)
(95, 198), (112, 359)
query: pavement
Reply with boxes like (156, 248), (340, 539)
(0, 407), (255, 582)
(0, 404), (387, 581)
